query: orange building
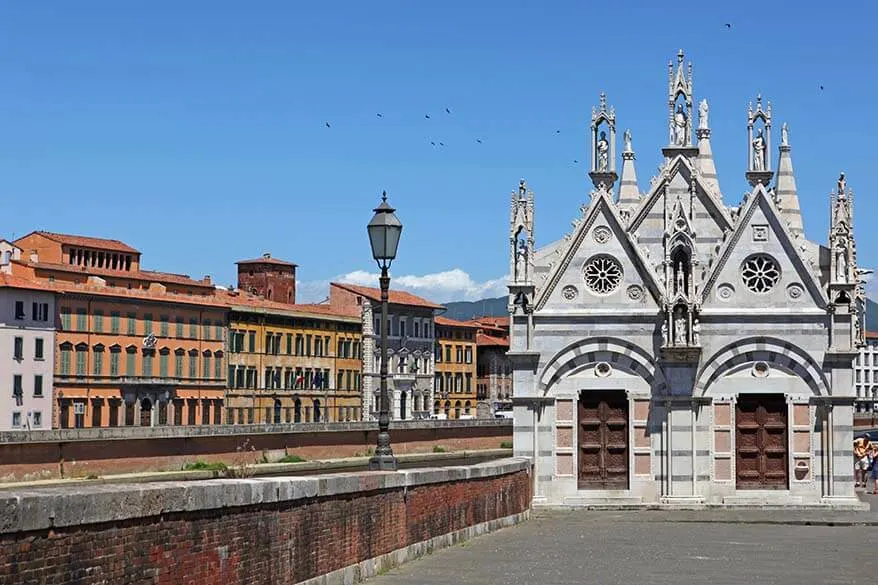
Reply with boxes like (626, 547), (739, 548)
(471, 316), (512, 411)
(11, 232), (227, 428)
(433, 316), (479, 419)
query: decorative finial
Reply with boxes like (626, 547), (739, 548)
(781, 122), (789, 147)
(599, 91), (607, 112)
(381, 190), (388, 202)
(677, 48), (684, 63)
(838, 172), (846, 196)
(519, 179), (526, 197)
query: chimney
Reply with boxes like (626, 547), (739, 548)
(203, 275), (212, 285)
(29, 250), (39, 263)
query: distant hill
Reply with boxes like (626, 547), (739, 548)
(867, 298), (878, 332)
(442, 297), (507, 321)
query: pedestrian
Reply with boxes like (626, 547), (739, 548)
(854, 433), (871, 488)
(871, 444), (878, 495)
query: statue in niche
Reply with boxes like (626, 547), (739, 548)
(623, 129), (632, 153)
(692, 318), (701, 345)
(672, 104), (687, 146)
(661, 320), (668, 346)
(698, 99), (709, 130)
(596, 131), (609, 171)
(515, 239), (528, 282)
(675, 261), (684, 295)
(673, 308), (687, 345)
(836, 238), (848, 283)
(781, 123), (789, 147)
(752, 128), (766, 171)
(837, 172), (846, 194)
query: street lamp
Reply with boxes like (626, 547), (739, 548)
(367, 190), (403, 471)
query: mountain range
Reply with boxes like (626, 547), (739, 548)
(444, 296), (878, 333)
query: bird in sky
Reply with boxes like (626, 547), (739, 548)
(430, 141), (436, 146)
(819, 85), (825, 90)
(725, 23), (731, 28)
(445, 107), (452, 114)
(325, 122), (331, 128)
(425, 114), (431, 119)
(439, 142), (445, 147)
(376, 113), (383, 118)
(476, 139), (483, 144)
(573, 159), (579, 164)
(555, 129), (561, 134)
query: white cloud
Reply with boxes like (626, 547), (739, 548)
(296, 268), (507, 304)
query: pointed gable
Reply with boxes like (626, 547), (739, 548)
(535, 191), (663, 312)
(700, 184), (825, 310)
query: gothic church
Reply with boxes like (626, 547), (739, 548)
(509, 51), (863, 507)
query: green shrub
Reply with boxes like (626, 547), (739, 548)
(183, 461), (228, 472)
(500, 441), (513, 449)
(277, 454), (306, 464)
(432, 445), (446, 453)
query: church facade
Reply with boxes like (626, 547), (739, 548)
(509, 51), (864, 507)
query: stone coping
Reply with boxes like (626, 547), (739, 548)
(0, 418), (512, 444)
(0, 457), (530, 535)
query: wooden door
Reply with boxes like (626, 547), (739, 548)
(736, 394), (788, 489)
(578, 390), (629, 489)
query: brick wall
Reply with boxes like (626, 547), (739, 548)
(0, 420), (513, 481)
(0, 459), (531, 585)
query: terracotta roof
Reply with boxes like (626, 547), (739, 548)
(473, 316), (509, 327)
(10, 278), (229, 309)
(236, 254), (297, 267)
(476, 332), (509, 347)
(22, 231), (140, 254)
(435, 315), (480, 329)
(217, 291), (360, 321)
(0, 273), (50, 292)
(331, 282), (444, 310)
(24, 261), (213, 289)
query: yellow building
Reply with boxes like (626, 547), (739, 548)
(433, 316), (478, 419)
(224, 293), (362, 424)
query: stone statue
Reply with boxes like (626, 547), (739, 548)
(692, 318), (701, 345)
(597, 131), (609, 171)
(661, 320), (668, 345)
(698, 99), (709, 130)
(836, 239), (848, 283)
(837, 172), (846, 194)
(781, 123), (789, 147)
(515, 240), (527, 281)
(674, 312), (687, 345)
(752, 128), (766, 171)
(675, 261), (684, 295)
(623, 129), (632, 153)
(672, 104), (687, 146)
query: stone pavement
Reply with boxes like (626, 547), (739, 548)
(366, 505), (878, 585)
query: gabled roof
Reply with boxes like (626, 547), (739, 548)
(331, 282), (444, 310)
(0, 273), (50, 292)
(435, 316), (480, 329)
(18, 231), (140, 254)
(534, 189), (664, 311)
(476, 332), (509, 347)
(236, 253), (297, 267)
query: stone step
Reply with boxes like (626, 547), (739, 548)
(723, 492), (805, 506)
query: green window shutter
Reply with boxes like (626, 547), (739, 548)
(60, 307), (71, 330)
(60, 347), (71, 375)
(189, 319), (197, 338)
(189, 354), (197, 378)
(143, 314), (153, 335)
(203, 355), (211, 378)
(203, 320), (211, 340)
(76, 309), (87, 332)
(93, 351), (103, 376)
(176, 317), (184, 337)
(94, 311), (104, 333)
(110, 312), (120, 334)
(76, 348), (87, 376)
(160, 354), (168, 377)
(214, 355), (222, 379)
(215, 323), (223, 341)
(175, 354), (183, 377)
(160, 316), (169, 337)
(126, 351), (135, 376)
(127, 313), (137, 335)
(110, 352), (119, 376)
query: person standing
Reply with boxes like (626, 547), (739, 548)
(854, 433), (872, 488)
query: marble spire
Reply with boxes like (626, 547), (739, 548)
(695, 99), (721, 199)
(775, 123), (804, 236)
(617, 128), (640, 207)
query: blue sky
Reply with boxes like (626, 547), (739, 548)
(2, 2), (876, 302)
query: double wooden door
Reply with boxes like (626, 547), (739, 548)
(578, 390), (629, 489)
(735, 394), (788, 489)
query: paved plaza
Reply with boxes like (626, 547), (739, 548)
(367, 500), (878, 585)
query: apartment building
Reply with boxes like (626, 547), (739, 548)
(433, 316), (479, 419)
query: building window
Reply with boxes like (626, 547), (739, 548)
(203, 320), (211, 340)
(248, 331), (256, 352)
(12, 375), (23, 405)
(445, 346), (452, 362)
(465, 347), (472, 364)
(295, 335), (304, 355)
(305, 335), (312, 356)
(215, 323), (223, 341)
(175, 352), (184, 377)
(126, 348), (136, 376)
(32, 411), (42, 427)
(175, 317), (184, 337)
(143, 314), (153, 335)
(33, 375), (43, 397)
(189, 318), (198, 338)
(32, 302), (49, 322)
(110, 348), (120, 376)
(76, 308), (87, 331)
(189, 353), (197, 379)
(127, 312), (137, 335)
(111, 312), (120, 334)
(160, 315), (169, 337)
(203, 354), (211, 379)
(94, 310), (104, 333)
(93, 346), (104, 376)
(75, 345), (87, 376)
(160, 352), (169, 377)
(13, 336), (23, 360)
(60, 345), (72, 375)
(214, 354), (223, 380)
(60, 307), (72, 330)
(465, 373), (472, 392)
(143, 350), (154, 377)
(14, 301), (25, 320)
(11, 412), (21, 428)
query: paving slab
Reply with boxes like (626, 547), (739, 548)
(365, 509), (878, 585)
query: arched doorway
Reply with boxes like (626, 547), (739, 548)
(464, 400), (471, 415)
(294, 398), (302, 423)
(444, 401), (451, 418)
(313, 399), (321, 423)
(434, 400), (440, 415)
(273, 399), (282, 424)
(454, 400), (462, 419)
(399, 391), (407, 420)
(140, 398), (153, 427)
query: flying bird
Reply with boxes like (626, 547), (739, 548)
(439, 142), (445, 147)
(573, 159), (579, 164)
(725, 23), (731, 28)
(430, 141), (436, 146)
(819, 85), (825, 90)
(476, 139), (483, 144)
(425, 114), (431, 119)
(376, 113), (383, 118)
(325, 122), (331, 128)
(445, 107), (452, 114)
(555, 129), (561, 134)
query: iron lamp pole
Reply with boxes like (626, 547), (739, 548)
(367, 191), (402, 471)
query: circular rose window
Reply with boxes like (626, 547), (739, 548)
(583, 256), (623, 295)
(741, 254), (780, 293)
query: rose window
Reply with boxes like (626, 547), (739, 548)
(583, 256), (623, 294)
(741, 254), (780, 293)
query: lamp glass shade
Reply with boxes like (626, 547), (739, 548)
(367, 198), (403, 261)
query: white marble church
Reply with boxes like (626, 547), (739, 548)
(509, 50), (865, 507)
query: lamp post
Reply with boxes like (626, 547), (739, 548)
(367, 191), (403, 471)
